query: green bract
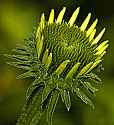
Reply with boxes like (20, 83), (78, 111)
(6, 7), (109, 125)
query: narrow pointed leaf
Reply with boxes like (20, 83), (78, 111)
(7, 60), (31, 65)
(26, 85), (39, 101)
(26, 79), (44, 101)
(81, 81), (98, 94)
(12, 48), (30, 55)
(15, 44), (28, 51)
(4, 54), (29, 61)
(60, 90), (71, 111)
(7, 62), (30, 70)
(86, 73), (102, 85)
(42, 84), (54, 103)
(17, 71), (35, 79)
(89, 73), (101, 81)
(47, 90), (59, 125)
(73, 88), (94, 109)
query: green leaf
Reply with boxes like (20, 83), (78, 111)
(32, 78), (44, 86)
(17, 71), (35, 79)
(12, 48), (31, 55)
(4, 54), (29, 61)
(26, 80), (44, 101)
(7, 62), (31, 70)
(47, 90), (59, 125)
(15, 44), (29, 51)
(7, 60), (31, 65)
(42, 84), (55, 103)
(26, 85), (38, 101)
(81, 81), (98, 94)
(73, 87), (94, 109)
(87, 73), (101, 82)
(60, 89), (71, 111)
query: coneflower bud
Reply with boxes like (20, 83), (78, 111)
(6, 6), (109, 125)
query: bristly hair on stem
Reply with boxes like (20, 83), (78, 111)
(5, 6), (109, 125)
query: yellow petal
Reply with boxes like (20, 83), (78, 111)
(95, 44), (109, 55)
(68, 7), (80, 27)
(42, 49), (49, 64)
(86, 19), (98, 37)
(56, 7), (66, 24)
(92, 28), (106, 45)
(37, 35), (44, 59)
(36, 26), (40, 39)
(66, 62), (80, 79)
(95, 51), (106, 61)
(80, 13), (91, 31)
(95, 40), (109, 51)
(45, 53), (52, 69)
(77, 62), (93, 77)
(55, 60), (70, 76)
(86, 60), (102, 74)
(40, 13), (45, 30)
(48, 9), (54, 24)
(89, 29), (96, 42)
(36, 13), (45, 38)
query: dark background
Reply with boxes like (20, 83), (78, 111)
(0, 0), (114, 125)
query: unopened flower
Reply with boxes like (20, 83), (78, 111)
(6, 7), (109, 125)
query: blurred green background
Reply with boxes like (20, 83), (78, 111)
(0, 0), (114, 125)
